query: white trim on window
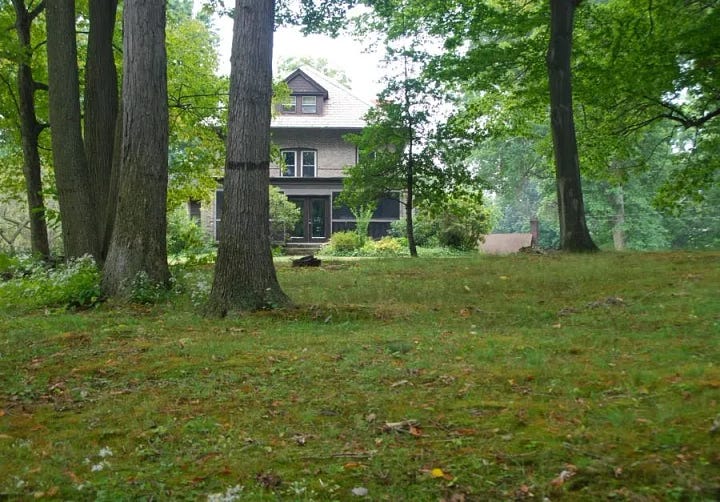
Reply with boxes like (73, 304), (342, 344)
(281, 150), (297, 177)
(280, 148), (316, 178)
(301, 95), (317, 114)
(301, 150), (316, 177)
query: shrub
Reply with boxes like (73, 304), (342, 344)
(351, 205), (375, 247)
(166, 208), (215, 263)
(0, 254), (102, 310)
(364, 236), (404, 256)
(326, 231), (361, 253)
(270, 186), (301, 242)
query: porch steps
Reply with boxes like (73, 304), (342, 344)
(283, 242), (325, 256)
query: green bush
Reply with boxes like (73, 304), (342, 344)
(326, 230), (361, 253)
(0, 254), (102, 310)
(270, 186), (302, 242)
(363, 236), (404, 256)
(166, 208), (215, 263)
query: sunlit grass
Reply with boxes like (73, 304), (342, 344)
(0, 251), (718, 500)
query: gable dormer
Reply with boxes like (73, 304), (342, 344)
(279, 69), (329, 115)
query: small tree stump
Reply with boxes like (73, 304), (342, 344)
(292, 255), (321, 267)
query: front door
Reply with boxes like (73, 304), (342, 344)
(288, 196), (330, 242)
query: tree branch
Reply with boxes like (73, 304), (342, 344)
(28, 0), (45, 22)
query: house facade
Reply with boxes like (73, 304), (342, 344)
(202, 66), (399, 244)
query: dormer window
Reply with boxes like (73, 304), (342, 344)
(301, 96), (317, 114)
(281, 98), (296, 113)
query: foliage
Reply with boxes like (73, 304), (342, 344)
(351, 204), (375, 247)
(269, 186), (301, 243)
(362, 235), (403, 255)
(390, 195), (491, 251)
(277, 56), (352, 87)
(166, 207), (215, 263)
(0, 254), (101, 311)
(166, 7), (227, 209)
(1, 253), (719, 499)
(325, 230), (361, 253)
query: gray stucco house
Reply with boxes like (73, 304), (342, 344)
(200, 66), (400, 245)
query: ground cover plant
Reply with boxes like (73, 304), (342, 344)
(0, 252), (719, 500)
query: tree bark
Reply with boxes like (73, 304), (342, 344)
(612, 186), (626, 250)
(84, 0), (119, 261)
(546, 0), (598, 252)
(46, 0), (99, 259)
(102, 0), (170, 295)
(12, 0), (50, 260)
(208, 0), (290, 315)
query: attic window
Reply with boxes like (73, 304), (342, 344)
(281, 97), (296, 113)
(301, 96), (317, 114)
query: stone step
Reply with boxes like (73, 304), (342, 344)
(283, 243), (325, 256)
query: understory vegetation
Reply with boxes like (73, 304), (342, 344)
(1, 252), (718, 500)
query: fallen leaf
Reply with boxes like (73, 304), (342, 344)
(391, 379), (411, 388)
(408, 425), (423, 437)
(431, 468), (446, 478)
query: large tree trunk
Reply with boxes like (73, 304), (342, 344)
(11, 0), (50, 259)
(405, 148), (418, 258)
(84, 0), (119, 261)
(546, 0), (598, 252)
(208, 0), (290, 315)
(102, 0), (170, 296)
(46, 0), (99, 259)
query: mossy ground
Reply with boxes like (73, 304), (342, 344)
(1, 252), (718, 500)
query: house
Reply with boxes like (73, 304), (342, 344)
(199, 66), (400, 246)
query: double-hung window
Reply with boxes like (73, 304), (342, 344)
(281, 149), (316, 177)
(282, 151), (297, 176)
(281, 97), (296, 113)
(301, 96), (317, 114)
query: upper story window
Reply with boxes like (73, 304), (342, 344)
(281, 98), (296, 113)
(301, 96), (317, 114)
(281, 149), (316, 177)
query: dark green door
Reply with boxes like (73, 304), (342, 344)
(288, 196), (329, 242)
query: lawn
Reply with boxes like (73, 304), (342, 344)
(1, 252), (719, 500)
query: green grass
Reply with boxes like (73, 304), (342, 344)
(1, 252), (719, 500)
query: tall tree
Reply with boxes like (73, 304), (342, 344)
(208, 0), (290, 315)
(102, 0), (170, 295)
(546, 0), (597, 251)
(46, 0), (99, 259)
(84, 0), (119, 259)
(8, 0), (50, 258)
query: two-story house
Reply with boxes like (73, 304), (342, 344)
(204, 66), (400, 246)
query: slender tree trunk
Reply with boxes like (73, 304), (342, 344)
(12, 0), (50, 259)
(612, 186), (626, 250)
(102, 0), (170, 295)
(546, 0), (598, 252)
(85, 0), (119, 261)
(405, 153), (418, 257)
(208, 0), (290, 315)
(46, 0), (99, 259)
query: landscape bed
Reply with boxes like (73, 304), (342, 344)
(0, 252), (718, 500)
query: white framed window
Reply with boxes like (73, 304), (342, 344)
(301, 151), (316, 177)
(301, 95), (317, 114)
(281, 150), (297, 176)
(280, 149), (316, 177)
(281, 96), (296, 113)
